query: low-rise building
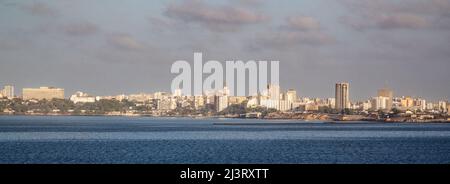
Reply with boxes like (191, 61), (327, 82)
(128, 93), (153, 102)
(228, 96), (247, 105)
(70, 91), (96, 103)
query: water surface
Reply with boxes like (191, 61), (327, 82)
(0, 116), (449, 164)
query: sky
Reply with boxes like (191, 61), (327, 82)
(0, 0), (449, 101)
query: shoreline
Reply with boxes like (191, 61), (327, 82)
(1, 113), (449, 124)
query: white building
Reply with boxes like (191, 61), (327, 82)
(279, 100), (291, 112)
(285, 89), (297, 110)
(439, 101), (447, 113)
(286, 90), (297, 101)
(70, 91), (96, 103)
(267, 84), (280, 101)
(1, 85), (14, 99)
(194, 96), (205, 110)
(214, 95), (228, 112)
(362, 100), (372, 111)
(257, 84), (281, 110)
(415, 99), (427, 111)
(260, 99), (279, 110)
(246, 96), (259, 108)
(371, 96), (389, 111)
(156, 97), (177, 110)
(128, 93), (153, 102)
(214, 86), (230, 112)
(426, 103), (433, 110)
(173, 89), (182, 97)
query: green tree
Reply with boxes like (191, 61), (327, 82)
(219, 104), (247, 115)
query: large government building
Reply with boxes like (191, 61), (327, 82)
(22, 87), (65, 100)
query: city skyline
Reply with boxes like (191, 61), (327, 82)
(1, 83), (449, 104)
(2, 83), (449, 117)
(1, 0), (450, 100)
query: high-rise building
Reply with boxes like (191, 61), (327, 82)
(335, 82), (350, 111)
(22, 87), (64, 100)
(214, 86), (229, 112)
(377, 88), (393, 110)
(1, 85), (14, 99)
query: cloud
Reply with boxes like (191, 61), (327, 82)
(339, 0), (450, 30)
(231, 0), (263, 7)
(0, 0), (18, 7)
(378, 14), (428, 29)
(107, 34), (144, 51)
(20, 2), (58, 17)
(248, 16), (334, 51)
(285, 16), (321, 31)
(341, 13), (429, 30)
(63, 22), (99, 36)
(164, 0), (268, 32)
(0, 39), (20, 50)
(250, 31), (334, 51)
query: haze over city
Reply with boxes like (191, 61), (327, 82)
(1, 0), (450, 100)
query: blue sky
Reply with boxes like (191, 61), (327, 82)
(0, 0), (449, 101)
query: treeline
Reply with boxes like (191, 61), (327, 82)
(0, 98), (153, 115)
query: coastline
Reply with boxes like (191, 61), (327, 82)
(1, 113), (449, 124)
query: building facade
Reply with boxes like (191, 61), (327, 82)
(439, 101), (447, 113)
(70, 91), (96, 103)
(401, 96), (414, 108)
(22, 87), (64, 100)
(214, 96), (228, 112)
(1, 85), (14, 99)
(377, 88), (393, 110)
(335, 82), (350, 111)
(371, 96), (389, 111)
(266, 84), (280, 101)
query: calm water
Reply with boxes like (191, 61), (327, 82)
(0, 116), (449, 164)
